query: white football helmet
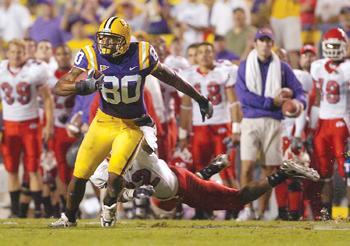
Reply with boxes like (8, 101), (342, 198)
(322, 28), (348, 61)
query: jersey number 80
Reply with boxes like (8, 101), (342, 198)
(101, 75), (142, 105)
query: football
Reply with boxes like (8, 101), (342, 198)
(279, 88), (293, 99)
(282, 99), (302, 118)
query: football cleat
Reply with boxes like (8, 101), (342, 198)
(236, 207), (255, 221)
(133, 185), (155, 199)
(100, 203), (117, 227)
(280, 160), (320, 182)
(49, 213), (77, 228)
(196, 154), (229, 180)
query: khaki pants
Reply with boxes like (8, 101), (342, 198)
(240, 118), (283, 166)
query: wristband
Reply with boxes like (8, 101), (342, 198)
(75, 80), (96, 95)
(178, 127), (188, 140)
(232, 122), (241, 133)
(67, 124), (80, 134)
(180, 105), (192, 110)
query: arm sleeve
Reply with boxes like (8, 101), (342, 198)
(73, 49), (89, 71)
(235, 62), (274, 110)
(283, 63), (307, 109)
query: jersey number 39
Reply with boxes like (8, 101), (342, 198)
(1, 82), (31, 105)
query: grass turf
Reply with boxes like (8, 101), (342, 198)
(0, 219), (350, 246)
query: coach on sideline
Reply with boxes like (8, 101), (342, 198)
(235, 28), (306, 221)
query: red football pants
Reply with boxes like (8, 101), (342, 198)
(158, 118), (177, 162)
(153, 166), (244, 212)
(191, 124), (236, 181)
(313, 118), (349, 178)
(2, 118), (40, 173)
(52, 127), (76, 184)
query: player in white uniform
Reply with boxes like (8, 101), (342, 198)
(90, 138), (319, 218)
(0, 39), (54, 217)
(47, 45), (77, 212)
(35, 40), (58, 75)
(179, 42), (239, 183)
(179, 42), (240, 219)
(309, 28), (350, 218)
(277, 45), (315, 220)
(157, 37), (190, 162)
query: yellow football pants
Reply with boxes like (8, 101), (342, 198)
(73, 109), (143, 179)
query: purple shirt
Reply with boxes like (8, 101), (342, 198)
(235, 57), (306, 120)
(70, 93), (96, 124)
(216, 50), (239, 62)
(28, 16), (65, 47)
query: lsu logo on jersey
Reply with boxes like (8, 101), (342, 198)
(99, 65), (109, 72)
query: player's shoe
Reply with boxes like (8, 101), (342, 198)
(280, 160), (320, 181)
(236, 207), (255, 221)
(100, 203), (117, 227)
(196, 154), (229, 180)
(49, 213), (77, 228)
(133, 185), (155, 199)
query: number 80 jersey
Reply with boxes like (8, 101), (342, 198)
(311, 59), (350, 120)
(74, 42), (159, 119)
(0, 60), (48, 121)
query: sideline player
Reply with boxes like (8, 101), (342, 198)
(309, 28), (350, 219)
(48, 45), (77, 210)
(50, 17), (213, 227)
(277, 46), (315, 220)
(179, 42), (240, 187)
(0, 39), (54, 217)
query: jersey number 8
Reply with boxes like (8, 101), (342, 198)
(101, 75), (142, 105)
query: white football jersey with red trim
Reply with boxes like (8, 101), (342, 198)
(162, 55), (190, 121)
(47, 72), (75, 128)
(0, 60), (48, 121)
(281, 69), (313, 138)
(311, 59), (350, 120)
(181, 61), (238, 126)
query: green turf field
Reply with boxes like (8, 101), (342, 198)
(1, 219), (350, 246)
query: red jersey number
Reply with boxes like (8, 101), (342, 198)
(320, 79), (340, 104)
(1, 82), (31, 105)
(194, 82), (222, 105)
(325, 80), (340, 104)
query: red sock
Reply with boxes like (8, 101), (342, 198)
(288, 191), (302, 212)
(275, 181), (288, 208)
(304, 180), (322, 219)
